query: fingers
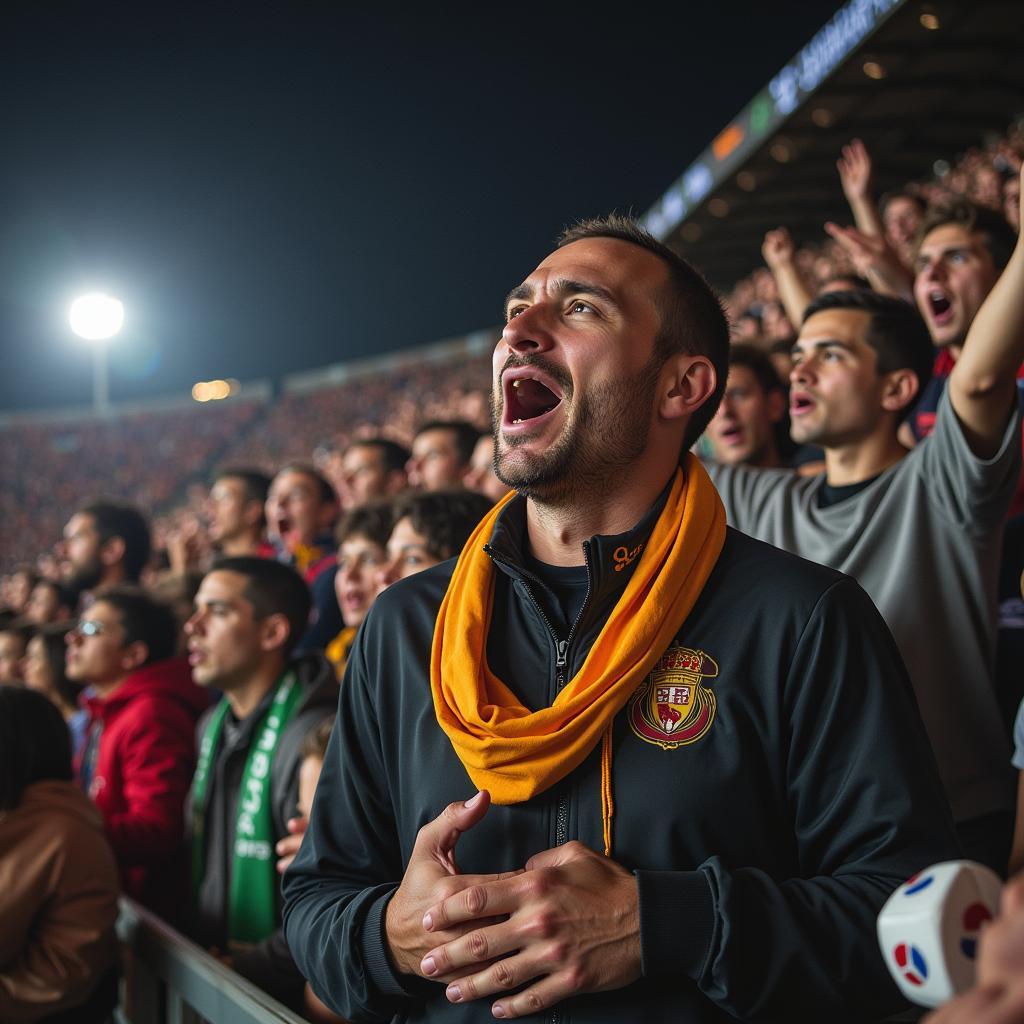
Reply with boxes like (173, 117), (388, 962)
(421, 919), (522, 980)
(275, 832), (304, 873)
(525, 839), (592, 872)
(424, 870), (539, 932)
(413, 791), (491, 873)
(489, 970), (582, 1019)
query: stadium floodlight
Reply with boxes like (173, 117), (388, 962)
(69, 292), (124, 341)
(69, 292), (124, 415)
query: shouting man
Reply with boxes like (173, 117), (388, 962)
(284, 218), (956, 1022)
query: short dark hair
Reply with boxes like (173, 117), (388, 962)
(215, 468), (272, 524)
(916, 200), (1017, 272)
(276, 463), (337, 507)
(0, 618), (34, 651)
(79, 502), (152, 582)
(392, 490), (494, 562)
(728, 344), (785, 395)
(208, 556), (312, 657)
(0, 685), (72, 811)
(92, 585), (178, 665)
(820, 273), (872, 292)
(414, 422), (481, 468)
(347, 439), (410, 475)
(31, 621), (80, 710)
(335, 501), (394, 549)
(557, 215), (730, 451)
(801, 290), (934, 422)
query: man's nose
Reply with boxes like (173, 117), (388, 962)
(500, 304), (555, 355)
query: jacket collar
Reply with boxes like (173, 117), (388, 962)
(483, 475), (674, 618)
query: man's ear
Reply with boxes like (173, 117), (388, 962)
(121, 640), (149, 673)
(101, 536), (126, 568)
(259, 612), (292, 655)
(880, 368), (920, 416)
(659, 354), (718, 423)
(242, 500), (264, 530)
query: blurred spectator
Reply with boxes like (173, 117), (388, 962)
(265, 464), (343, 652)
(1006, 172), (1021, 232)
(148, 572), (204, 656)
(407, 420), (480, 491)
(185, 557), (336, 1010)
(61, 501), (151, 605)
(339, 439), (409, 508)
(20, 623), (86, 757)
(207, 468), (273, 558)
(326, 503), (393, 679)
(909, 201), (1019, 450)
(880, 191), (925, 265)
(462, 433), (511, 502)
(0, 621), (31, 683)
(376, 489), (494, 591)
(24, 580), (73, 625)
(67, 586), (208, 923)
(708, 273), (1024, 872)
(704, 344), (789, 469)
(2, 568), (37, 616)
(0, 685), (119, 1024)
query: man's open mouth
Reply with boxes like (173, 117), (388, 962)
(790, 392), (816, 416)
(928, 289), (953, 324)
(502, 371), (564, 428)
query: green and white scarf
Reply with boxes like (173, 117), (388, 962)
(191, 671), (303, 945)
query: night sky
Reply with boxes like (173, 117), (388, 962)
(0, 5), (839, 413)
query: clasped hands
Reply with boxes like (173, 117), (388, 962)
(384, 790), (641, 1020)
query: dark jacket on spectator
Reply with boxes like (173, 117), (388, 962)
(78, 656), (208, 924)
(0, 780), (119, 1023)
(186, 650), (338, 1009)
(283, 501), (961, 1023)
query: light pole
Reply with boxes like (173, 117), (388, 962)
(69, 293), (124, 415)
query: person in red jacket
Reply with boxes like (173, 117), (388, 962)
(66, 585), (209, 923)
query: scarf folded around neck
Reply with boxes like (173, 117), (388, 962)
(430, 455), (726, 809)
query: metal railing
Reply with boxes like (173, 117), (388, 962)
(115, 899), (307, 1024)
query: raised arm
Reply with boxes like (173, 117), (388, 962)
(838, 138), (886, 240)
(949, 163), (1024, 458)
(762, 228), (814, 326)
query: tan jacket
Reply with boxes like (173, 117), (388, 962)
(0, 780), (120, 1022)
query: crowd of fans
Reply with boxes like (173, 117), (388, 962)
(1, 114), (1023, 1022)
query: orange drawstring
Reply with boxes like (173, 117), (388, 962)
(600, 727), (615, 857)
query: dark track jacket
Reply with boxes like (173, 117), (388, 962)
(283, 493), (960, 1023)
(186, 651), (338, 1008)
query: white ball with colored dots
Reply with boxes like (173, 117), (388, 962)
(877, 860), (1003, 1008)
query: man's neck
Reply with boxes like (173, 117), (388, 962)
(223, 660), (287, 721)
(221, 531), (263, 557)
(823, 431), (908, 487)
(91, 673), (132, 701)
(525, 465), (676, 567)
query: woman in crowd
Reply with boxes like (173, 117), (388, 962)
(0, 686), (120, 1023)
(19, 623), (87, 757)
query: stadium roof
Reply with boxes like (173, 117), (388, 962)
(642, 0), (1024, 291)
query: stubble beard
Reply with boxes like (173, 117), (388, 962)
(491, 353), (663, 508)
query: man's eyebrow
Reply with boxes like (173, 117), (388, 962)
(503, 279), (620, 317)
(791, 339), (854, 356)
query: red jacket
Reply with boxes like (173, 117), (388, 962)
(78, 657), (210, 922)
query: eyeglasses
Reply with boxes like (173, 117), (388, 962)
(74, 620), (109, 637)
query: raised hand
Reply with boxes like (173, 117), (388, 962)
(275, 815), (308, 874)
(837, 138), (874, 203)
(419, 839), (641, 1019)
(762, 227), (796, 271)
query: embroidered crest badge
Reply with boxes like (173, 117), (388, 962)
(629, 646), (719, 749)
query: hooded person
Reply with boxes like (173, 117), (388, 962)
(67, 585), (209, 923)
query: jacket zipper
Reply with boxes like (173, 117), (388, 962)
(487, 542), (595, 1024)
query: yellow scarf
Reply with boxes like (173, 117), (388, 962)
(326, 626), (357, 681)
(430, 456), (726, 851)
